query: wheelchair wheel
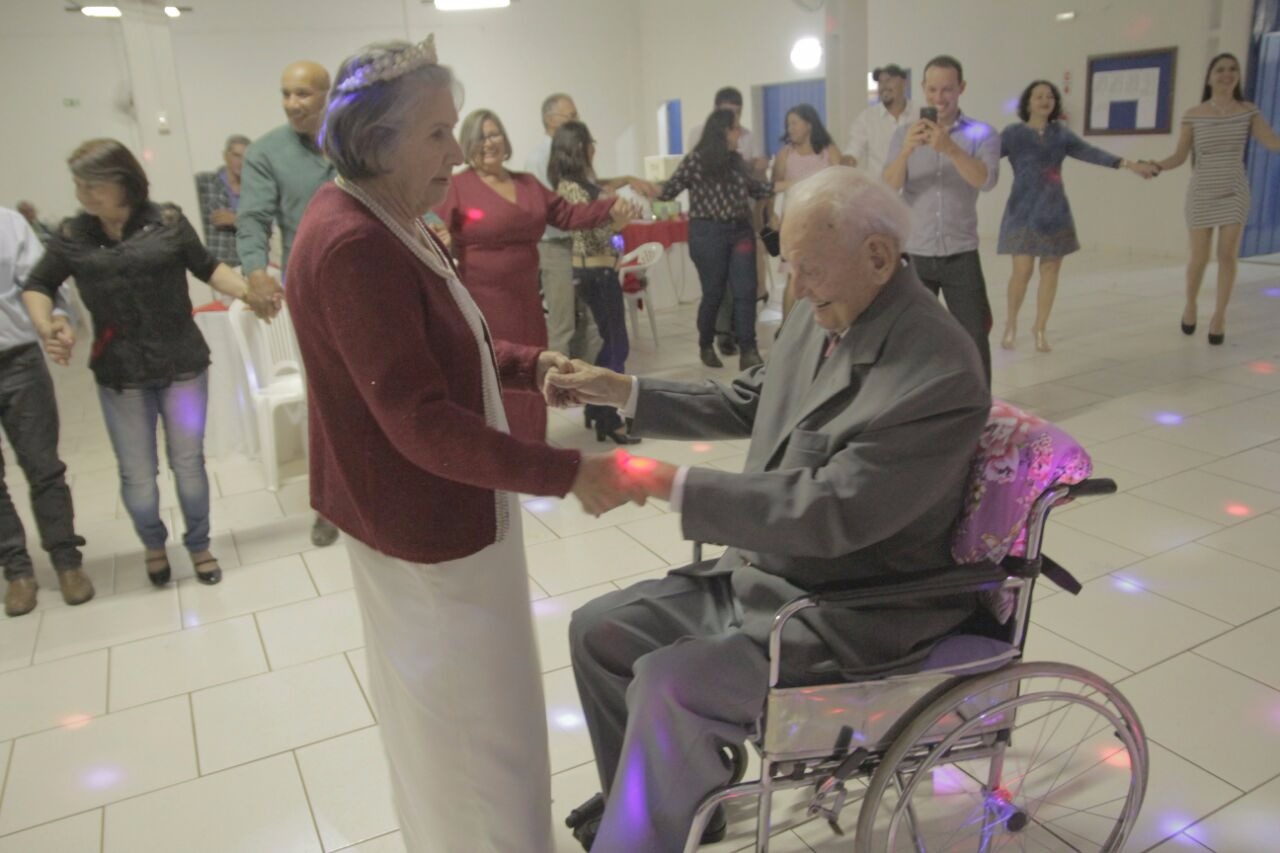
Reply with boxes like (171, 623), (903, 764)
(853, 662), (1147, 852)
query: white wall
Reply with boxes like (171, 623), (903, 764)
(172, 0), (641, 185)
(866, 0), (1253, 257)
(2, 0), (1255, 261)
(0, 4), (140, 223)
(635, 0), (830, 158)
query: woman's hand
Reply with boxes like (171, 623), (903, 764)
(1128, 160), (1159, 179)
(609, 197), (643, 227)
(40, 316), (76, 366)
(427, 222), (452, 251)
(242, 287), (281, 322)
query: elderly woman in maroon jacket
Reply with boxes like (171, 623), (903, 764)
(286, 38), (638, 853)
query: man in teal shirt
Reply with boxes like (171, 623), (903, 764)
(237, 59), (340, 547)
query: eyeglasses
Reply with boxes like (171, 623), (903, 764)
(481, 132), (505, 144)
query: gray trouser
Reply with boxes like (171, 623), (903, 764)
(911, 251), (992, 383)
(569, 572), (769, 852)
(539, 238), (601, 360)
(0, 344), (83, 580)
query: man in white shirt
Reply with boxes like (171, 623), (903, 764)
(846, 64), (913, 178)
(0, 207), (91, 616)
(526, 93), (600, 361)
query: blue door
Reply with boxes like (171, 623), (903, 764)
(1242, 31), (1280, 257)
(761, 79), (827, 159)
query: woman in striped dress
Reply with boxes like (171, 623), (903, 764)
(1153, 53), (1280, 344)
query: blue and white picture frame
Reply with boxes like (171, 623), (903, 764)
(1084, 47), (1178, 136)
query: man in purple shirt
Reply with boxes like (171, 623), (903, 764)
(885, 54), (1000, 381)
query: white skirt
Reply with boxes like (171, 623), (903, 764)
(346, 501), (552, 853)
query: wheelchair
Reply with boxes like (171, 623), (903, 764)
(681, 404), (1148, 852)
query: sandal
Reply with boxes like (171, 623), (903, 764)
(193, 557), (222, 586)
(145, 554), (171, 587)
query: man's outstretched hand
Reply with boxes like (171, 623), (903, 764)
(543, 359), (632, 408)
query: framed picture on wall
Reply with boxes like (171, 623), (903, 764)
(1084, 47), (1178, 135)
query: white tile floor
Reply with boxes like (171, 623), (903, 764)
(2, 248), (1279, 851)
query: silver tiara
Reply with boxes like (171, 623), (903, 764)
(335, 35), (439, 94)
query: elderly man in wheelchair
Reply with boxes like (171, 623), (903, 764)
(546, 167), (1146, 853)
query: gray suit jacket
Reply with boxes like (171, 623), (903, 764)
(633, 263), (990, 682)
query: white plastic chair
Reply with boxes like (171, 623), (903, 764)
(227, 300), (305, 491)
(618, 241), (665, 348)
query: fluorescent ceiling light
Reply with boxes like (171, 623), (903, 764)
(81, 5), (122, 16)
(790, 36), (822, 72)
(164, 5), (181, 16)
(435, 0), (510, 10)
(1055, 11), (1076, 21)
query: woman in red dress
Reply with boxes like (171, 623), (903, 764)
(436, 108), (635, 441)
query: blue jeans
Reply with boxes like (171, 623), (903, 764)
(97, 371), (211, 553)
(574, 267), (629, 373)
(688, 219), (757, 349)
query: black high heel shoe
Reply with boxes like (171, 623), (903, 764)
(1208, 331), (1225, 346)
(589, 406), (640, 445)
(1181, 320), (1196, 335)
(595, 420), (641, 445)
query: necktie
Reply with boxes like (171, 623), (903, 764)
(823, 333), (841, 359)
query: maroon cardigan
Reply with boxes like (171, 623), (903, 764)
(287, 183), (581, 563)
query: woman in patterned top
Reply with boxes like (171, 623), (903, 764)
(550, 121), (639, 445)
(997, 80), (1156, 353)
(1153, 53), (1280, 345)
(656, 108), (773, 370)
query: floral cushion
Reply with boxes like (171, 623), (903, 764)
(952, 401), (1093, 566)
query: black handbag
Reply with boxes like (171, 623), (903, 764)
(759, 202), (780, 257)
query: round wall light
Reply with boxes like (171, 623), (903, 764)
(790, 36), (823, 72)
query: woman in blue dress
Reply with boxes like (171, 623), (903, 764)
(999, 80), (1156, 351)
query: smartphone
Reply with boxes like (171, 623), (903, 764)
(919, 106), (938, 123)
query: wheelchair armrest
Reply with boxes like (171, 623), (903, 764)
(808, 561), (1009, 608)
(765, 562), (1012, 686)
(1065, 478), (1116, 499)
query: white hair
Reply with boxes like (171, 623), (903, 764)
(785, 166), (911, 248)
(321, 40), (462, 180)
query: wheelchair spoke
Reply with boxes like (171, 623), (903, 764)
(854, 665), (1145, 853)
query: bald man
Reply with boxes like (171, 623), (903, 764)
(237, 60), (340, 547)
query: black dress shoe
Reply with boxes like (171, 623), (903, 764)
(566, 794), (726, 850)
(738, 347), (763, 370)
(717, 337), (738, 356)
(700, 346), (723, 368)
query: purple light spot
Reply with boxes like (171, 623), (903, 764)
(617, 744), (652, 840)
(531, 598), (561, 617)
(81, 766), (123, 790)
(1263, 287), (1280, 298)
(1153, 411), (1183, 425)
(962, 122), (992, 143)
(550, 708), (584, 730)
(1159, 813), (1195, 836)
(524, 498), (556, 513)
(169, 382), (207, 437)
(1112, 577), (1143, 594)
(1003, 96), (1021, 114)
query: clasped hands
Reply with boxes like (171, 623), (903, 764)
(537, 353), (677, 517)
(37, 315), (76, 365)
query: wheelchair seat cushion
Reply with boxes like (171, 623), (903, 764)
(920, 634), (1017, 676)
(952, 401), (1093, 566)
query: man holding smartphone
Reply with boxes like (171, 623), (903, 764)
(884, 54), (1000, 382)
